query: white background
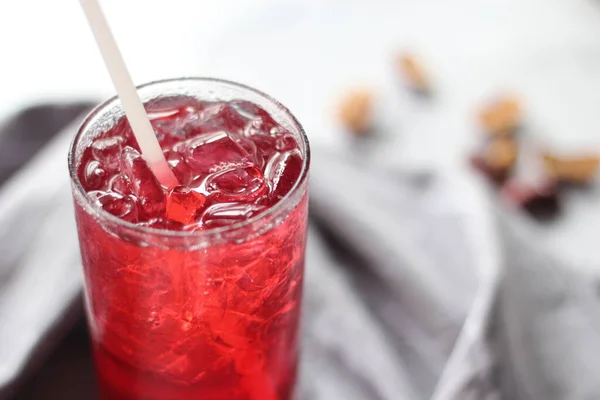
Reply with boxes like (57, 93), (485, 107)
(0, 0), (265, 119)
(2, 0), (600, 272)
(2, 0), (600, 153)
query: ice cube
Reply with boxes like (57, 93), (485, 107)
(164, 150), (195, 186)
(175, 131), (252, 174)
(234, 348), (266, 375)
(91, 136), (124, 170)
(135, 310), (233, 384)
(140, 217), (186, 231)
(264, 150), (303, 200)
(201, 202), (267, 229)
(121, 147), (165, 217)
(147, 98), (204, 146)
(246, 131), (281, 175)
(235, 269), (271, 293)
(257, 271), (300, 316)
(251, 134), (279, 169)
(145, 96), (204, 122)
(232, 134), (261, 168)
(231, 100), (277, 131)
(106, 316), (227, 385)
(186, 103), (249, 137)
(274, 131), (298, 152)
(108, 174), (132, 196)
(83, 160), (109, 191)
(206, 166), (267, 203)
(95, 192), (138, 222)
(230, 100), (269, 118)
(108, 117), (139, 151)
(165, 185), (207, 225)
(209, 307), (265, 349)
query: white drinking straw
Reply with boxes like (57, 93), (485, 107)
(79, 0), (179, 188)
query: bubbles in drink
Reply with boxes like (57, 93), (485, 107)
(78, 97), (303, 231)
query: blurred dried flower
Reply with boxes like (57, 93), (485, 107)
(501, 179), (561, 221)
(485, 136), (518, 172)
(479, 96), (521, 135)
(396, 54), (431, 94)
(541, 152), (600, 184)
(338, 89), (374, 136)
(471, 136), (518, 184)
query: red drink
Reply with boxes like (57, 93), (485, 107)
(68, 79), (309, 400)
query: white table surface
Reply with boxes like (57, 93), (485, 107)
(2, 0), (600, 275)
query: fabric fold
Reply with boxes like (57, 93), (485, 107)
(3, 107), (600, 400)
(0, 105), (91, 398)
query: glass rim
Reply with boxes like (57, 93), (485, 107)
(68, 77), (310, 240)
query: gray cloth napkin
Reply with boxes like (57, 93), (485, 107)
(0, 104), (93, 399)
(302, 150), (600, 400)
(2, 107), (600, 399)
